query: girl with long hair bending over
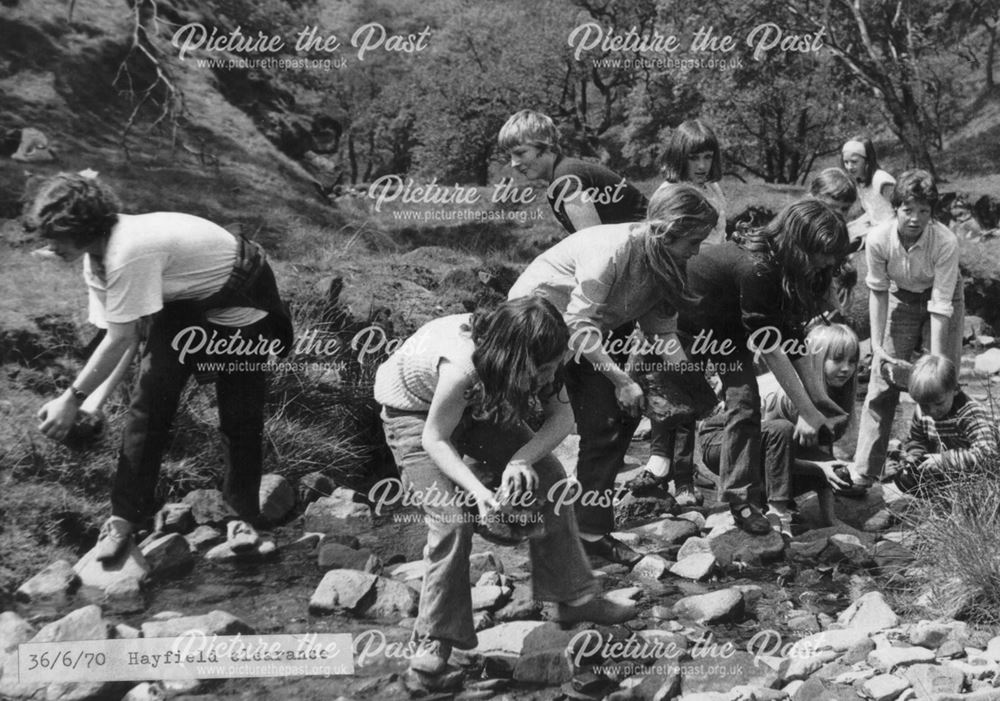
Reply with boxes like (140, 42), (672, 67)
(374, 297), (636, 680)
(679, 200), (852, 534)
(508, 183), (718, 567)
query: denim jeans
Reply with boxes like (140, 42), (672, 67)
(700, 416), (829, 504)
(853, 285), (965, 479)
(111, 304), (271, 525)
(381, 409), (597, 650)
(648, 422), (695, 485)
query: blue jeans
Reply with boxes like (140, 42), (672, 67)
(381, 409), (597, 650)
(854, 285), (965, 479)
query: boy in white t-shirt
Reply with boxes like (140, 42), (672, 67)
(26, 173), (293, 562)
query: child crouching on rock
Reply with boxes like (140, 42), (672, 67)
(700, 324), (860, 536)
(373, 297), (637, 679)
(890, 355), (1000, 495)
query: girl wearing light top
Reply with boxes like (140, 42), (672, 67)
(27, 173), (293, 562)
(633, 120), (728, 507)
(842, 135), (895, 242)
(373, 297), (635, 678)
(851, 169), (965, 489)
(507, 184), (718, 566)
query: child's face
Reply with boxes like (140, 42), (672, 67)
(663, 226), (712, 265)
(686, 151), (714, 185)
(823, 354), (857, 389)
(919, 388), (956, 420)
(534, 357), (562, 389)
(896, 199), (932, 240)
(46, 236), (87, 262)
(842, 153), (868, 181)
(817, 195), (853, 220)
(509, 145), (552, 181)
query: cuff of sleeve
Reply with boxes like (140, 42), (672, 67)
(865, 279), (890, 292)
(927, 302), (954, 317)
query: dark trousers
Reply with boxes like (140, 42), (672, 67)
(565, 352), (641, 536)
(701, 416), (829, 505)
(111, 305), (271, 525)
(648, 421), (695, 484)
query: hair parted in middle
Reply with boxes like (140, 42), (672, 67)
(908, 354), (958, 403)
(661, 119), (722, 183)
(464, 295), (569, 427)
(809, 168), (858, 205)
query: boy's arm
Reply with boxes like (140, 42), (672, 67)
(562, 199), (603, 233)
(80, 337), (139, 416)
(902, 411), (930, 466)
(930, 403), (999, 472)
(503, 387), (574, 498)
(928, 231), (960, 357)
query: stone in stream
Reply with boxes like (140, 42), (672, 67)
(0, 611), (35, 655)
(141, 533), (194, 577)
(153, 503), (195, 534)
(493, 585), (542, 622)
(140, 610), (254, 638)
(862, 673), (911, 701)
(308, 570), (418, 619)
(182, 489), (237, 525)
(672, 588), (744, 624)
(903, 662), (965, 697)
(868, 644), (935, 672)
(633, 554), (671, 580)
(709, 529), (785, 566)
(630, 518), (700, 545)
(302, 488), (372, 535)
(317, 543), (381, 573)
(676, 536), (713, 560)
(669, 553), (717, 581)
(512, 623), (579, 685)
(185, 525), (224, 552)
(837, 591), (899, 631)
(14, 560), (80, 608)
(258, 473), (296, 523)
(74, 542), (150, 611)
(679, 650), (779, 694)
(297, 471), (336, 506)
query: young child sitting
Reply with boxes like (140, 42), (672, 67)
(373, 297), (636, 679)
(498, 109), (648, 233)
(891, 355), (999, 493)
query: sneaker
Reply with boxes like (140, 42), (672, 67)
(226, 520), (261, 553)
(95, 517), (134, 563)
(557, 595), (638, 626)
(730, 502), (772, 535)
(409, 637), (452, 675)
(581, 535), (644, 568)
(765, 509), (794, 538)
(674, 483), (704, 508)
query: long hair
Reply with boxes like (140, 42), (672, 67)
(662, 120), (722, 183)
(809, 168), (857, 206)
(740, 200), (851, 323)
(22, 172), (120, 247)
(465, 296), (569, 426)
(638, 183), (718, 312)
(841, 135), (880, 186)
(804, 323), (860, 435)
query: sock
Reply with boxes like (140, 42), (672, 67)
(645, 455), (670, 477)
(579, 532), (602, 542)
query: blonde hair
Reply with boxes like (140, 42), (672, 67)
(805, 323), (860, 435)
(909, 354), (958, 403)
(498, 110), (561, 155)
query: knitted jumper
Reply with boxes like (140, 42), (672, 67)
(373, 314), (478, 412)
(903, 391), (999, 471)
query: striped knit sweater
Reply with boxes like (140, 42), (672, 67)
(903, 391), (999, 471)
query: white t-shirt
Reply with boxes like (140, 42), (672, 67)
(84, 212), (266, 328)
(858, 169), (895, 225)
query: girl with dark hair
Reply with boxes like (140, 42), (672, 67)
(679, 200), (852, 534)
(374, 296), (636, 680)
(842, 135), (895, 239)
(27, 172), (293, 562)
(634, 119), (728, 506)
(508, 183), (718, 566)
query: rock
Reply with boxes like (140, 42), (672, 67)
(15, 560), (80, 608)
(677, 537), (713, 560)
(303, 488), (373, 535)
(281, 533), (323, 554)
(616, 491), (677, 526)
(469, 552), (503, 581)
(387, 561), (427, 582)
(902, 663), (964, 696)
(679, 651), (780, 695)
(790, 629), (873, 656)
(669, 553), (717, 581)
(317, 543), (381, 573)
(185, 525), (224, 552)
(675, 511), (706, 530)
(634, 554), (671, 580)
(842, 637), (877, 665)
(116, 623), (141, 639)
(476, 571), (502, 587)
(975, 348), (1000, 374)
(868, 645), (935, 672)
(837, 591), (899, 632)
(141, 610), (254, 638)
(204, 539), (277, 562)
(631, 518), (700, 545)
(908, 621), (955, 649)
(871, 540), (916, 575)
(672, 588), (744, 623)
(822, 534), (873, 566)
(153, 503), (195, 534)
(778, 650), (841, 684)
(512, 623), (579, 685)
(947, 657), (998, 681)
(628, 668), (682, 701)
(709, 530), (785, 566)
(298, 472), (336, 505)
(471, 585), (510, 611)
(122, 681), (167, 700)
(141, 534), (195, 576)
(0, 612), (35, 654)
(472, 611), (494, 633)
(494, 586), (542, 622)
(182, 489), (238, 525)
(73, 542), (149, 608)
(788, 535), (830, 561)
(862, 673), (910, 701)
(309, 570), (378, 614)
(703, 511), (735, 532)
(367, 577), (419, 618)
(473, 621), (549, 672)
(259, 473), (296, 523)
(0, 605), (119, 701)
(787, 613), (821, 633)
